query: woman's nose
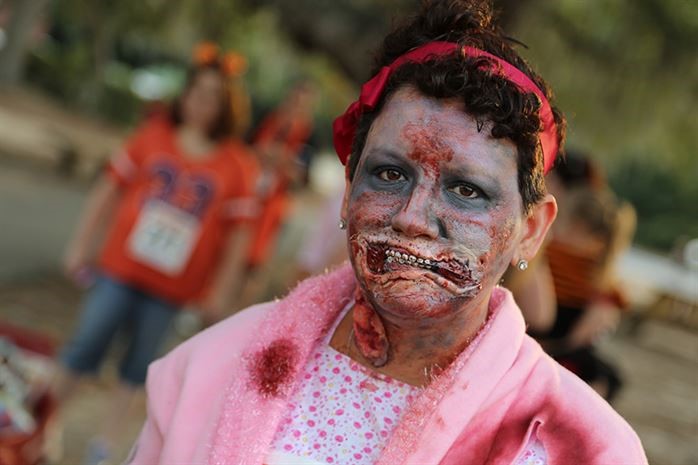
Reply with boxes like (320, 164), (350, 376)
(391, 185), (441, 239)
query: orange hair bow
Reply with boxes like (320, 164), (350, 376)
(193, 41), (248, 77)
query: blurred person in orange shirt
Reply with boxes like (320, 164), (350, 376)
(52, 44), (259, 464)
(242, 82), (317, 302)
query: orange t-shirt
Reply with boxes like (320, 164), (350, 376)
(254, 111), (312, 160)
(546, 238), (629, 311)
(246, 111), (312, 266)
(99, 117), (259, 304)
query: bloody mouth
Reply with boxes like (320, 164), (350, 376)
(365, 242), (475, 289)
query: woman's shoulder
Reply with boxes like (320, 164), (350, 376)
(526, 339), (646, 462)
(133, 114), (174, 139)
(122, 115), (174, 158)
(216, 136), (254, 157)
(150, 301), (276, 380)
(148, 266), (355, 388)
(184, 301), (275, 352)
(215, 138), (259, 173)
(138, 301), (280, 450)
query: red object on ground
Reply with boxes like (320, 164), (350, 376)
(0, 394), (57, 465)
(0, 322), (56, 357)
(0, 321), (58, 465)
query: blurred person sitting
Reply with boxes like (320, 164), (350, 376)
(544, 187), (635, 400)
(506, 152), (636, 402)
(504, 151), (607, 333)
(241, 81), (318, 303)
(52, 43), (259, 464)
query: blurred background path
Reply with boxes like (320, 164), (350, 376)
(0, 163), (82, 281)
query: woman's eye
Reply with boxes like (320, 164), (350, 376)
(450, 184), (479, 199)
(378, 169), (405, 182)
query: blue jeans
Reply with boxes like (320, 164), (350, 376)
(60, 275), (178, 385)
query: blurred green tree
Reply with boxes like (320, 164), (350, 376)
(236, 0), (533, 82)
(6, 0), (696, 250)
(511, 0), (697, 251)
(0, 0), (52, 84)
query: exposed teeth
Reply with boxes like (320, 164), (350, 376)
(383, 248), (436, 269)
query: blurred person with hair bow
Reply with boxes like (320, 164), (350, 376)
(51, 42), (259, 464)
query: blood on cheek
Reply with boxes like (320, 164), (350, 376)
(348, 121), (456, 230)
(487, 210), (518, 260)
(347, 190), (400, 231)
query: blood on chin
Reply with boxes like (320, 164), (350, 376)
(372, 267), (470, 295)
(348, 237), (484, 366)
(362, 270), (467, 316)
(356, 244), (481, 299)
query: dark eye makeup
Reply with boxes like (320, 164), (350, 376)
(377, 168), (406, 182)
(448, 183), (479, 199)
(360, 148), (496, 207)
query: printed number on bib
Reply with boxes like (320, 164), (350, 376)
(128, 200), (201, 275)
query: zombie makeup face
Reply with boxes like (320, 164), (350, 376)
(346, 87), (526, 323)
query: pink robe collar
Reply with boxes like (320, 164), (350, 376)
(207, 263), (646, 465)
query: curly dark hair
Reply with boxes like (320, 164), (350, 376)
(347, 0), (566, 212)
(170, 61), (235, 141)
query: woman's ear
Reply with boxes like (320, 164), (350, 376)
(512, 194), (557, 265)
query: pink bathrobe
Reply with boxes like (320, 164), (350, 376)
(129, 263), (646, 465)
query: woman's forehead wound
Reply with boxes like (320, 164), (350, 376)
(366, 90), (516, 180)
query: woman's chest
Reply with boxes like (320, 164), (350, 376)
(267, 345), (419, 465)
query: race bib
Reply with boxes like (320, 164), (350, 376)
(127, 200), (201, 275)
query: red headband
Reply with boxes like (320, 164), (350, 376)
(332, 41), (558, 173)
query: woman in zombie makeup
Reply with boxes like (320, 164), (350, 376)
(127, 2), (646, 464)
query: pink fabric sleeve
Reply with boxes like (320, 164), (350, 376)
(126, 416), (162, 464)
(125, 353), (180, 464)
(123, 301), (278, 464)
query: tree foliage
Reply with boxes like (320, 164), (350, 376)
(4, 0), (695, 250)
